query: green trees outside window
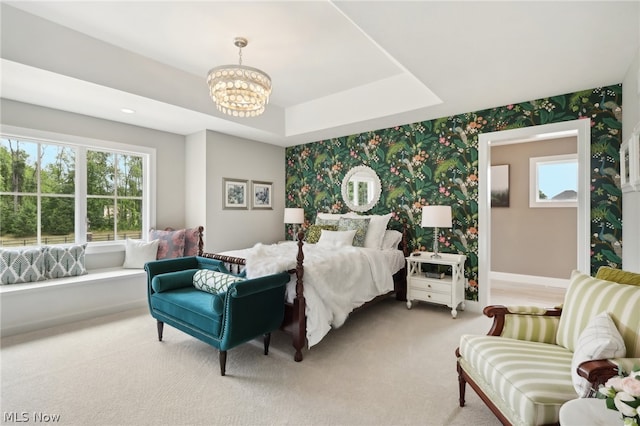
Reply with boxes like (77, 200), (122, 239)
(0, 137), (144, 247)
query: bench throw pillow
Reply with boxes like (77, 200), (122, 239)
(193, 270), (245, 294)
(0, 247), (47, 284)
(44, 243), (88, 279)
(570, 311), (626, 397)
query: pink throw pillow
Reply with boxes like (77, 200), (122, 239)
(149, 229), (186, 259)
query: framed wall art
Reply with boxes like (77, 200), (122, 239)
(252, 181), (272, 210)
(223, 178), (248, 209)
(490, 164), (510, 207)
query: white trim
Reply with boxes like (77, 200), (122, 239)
(478, 119), (591, 308)
(490, 271), (569, 289)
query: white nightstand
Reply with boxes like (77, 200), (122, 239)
(406, 252), (466, 318)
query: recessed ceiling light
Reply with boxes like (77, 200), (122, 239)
(121, 108), (135, 114)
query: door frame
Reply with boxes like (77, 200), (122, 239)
(472, 118), (591, 311)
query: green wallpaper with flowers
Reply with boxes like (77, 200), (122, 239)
(285, 84), (623, 301)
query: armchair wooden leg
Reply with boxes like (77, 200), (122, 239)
(157, 321), (164, 341)
(264, 333), (271, 355)
(457, 362), (467, 407)
(219, 350), (227, 376)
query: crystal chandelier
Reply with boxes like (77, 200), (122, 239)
(207, 37), (272, 118)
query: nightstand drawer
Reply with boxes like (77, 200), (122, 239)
(409, 288), (450, 305)
(409, 278), (450, 294)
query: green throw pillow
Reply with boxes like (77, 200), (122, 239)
(595, 266), (640, 286)
(337, 217), (370, 247)
(193, 270), (244, 294)
(306, 224), (338, 244)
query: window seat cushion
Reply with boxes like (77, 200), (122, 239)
(0, 267), (145, 294)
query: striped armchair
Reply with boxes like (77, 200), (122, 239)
(456, 268), (640, 426)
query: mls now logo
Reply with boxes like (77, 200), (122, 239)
(3, 412), (61, 423)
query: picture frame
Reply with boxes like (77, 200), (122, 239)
(252, 181), (273, 210)
(223, 178), (248, 209)
(490, 164), (510, 207)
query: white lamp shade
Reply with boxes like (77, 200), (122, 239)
(421, 205), (452, 228)
(284, 208), (304, 224)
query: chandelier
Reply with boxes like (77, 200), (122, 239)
(207, 37), (272, 118)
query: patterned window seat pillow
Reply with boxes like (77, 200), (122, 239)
(149, 226), (204, 259)
(44, 243), (88, 279)
(193, 270), (245, 295)
(0, 247), (47, 284)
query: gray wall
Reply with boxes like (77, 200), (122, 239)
(491, 137), (577, 279)
(185, 130), (286, 252)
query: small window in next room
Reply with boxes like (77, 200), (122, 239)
(529, 154), (578, 208)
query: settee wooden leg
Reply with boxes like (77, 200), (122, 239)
(219, 351), (227, 376)
(457, 363), (466, 407)
(157, 321), (164, 341)
(264, 332), (271, 355)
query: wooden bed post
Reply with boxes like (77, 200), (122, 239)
(292, 229), (307, 362)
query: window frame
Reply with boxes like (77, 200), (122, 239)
(529, 153), (578, 208)
(1, 125), (156, 250)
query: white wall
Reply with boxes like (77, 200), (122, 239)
(622, 48), (640, 272)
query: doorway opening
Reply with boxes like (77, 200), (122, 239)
(475, 119), (591, 310)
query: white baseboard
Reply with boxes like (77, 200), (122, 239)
(490, 271), (569, 289)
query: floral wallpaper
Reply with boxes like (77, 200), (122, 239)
(285, 84), (623, 301)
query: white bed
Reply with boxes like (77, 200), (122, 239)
(221, 241), (405, 347)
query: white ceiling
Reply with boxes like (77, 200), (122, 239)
(1, 1), (638, 147)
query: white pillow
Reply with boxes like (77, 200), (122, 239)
(344, 212), (392, 250)
(317, 230), (356, 247)
(123, 239), (159, 269)
(571, 311), (626, 397)
(381, 230), (403, 250)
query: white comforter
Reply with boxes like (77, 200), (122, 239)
(239, 242), (395, 347)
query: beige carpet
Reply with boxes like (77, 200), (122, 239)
(1, 298), (501, 426)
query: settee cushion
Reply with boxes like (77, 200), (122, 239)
(556, 270), (640, 357)
(459, 334), (576, 425)
(150, 288), (223, 337)
(571, 311), (626, 397)
(0, 247), (47, 284)
(151, 270), (198, 293)
(193, 270), (244, 294)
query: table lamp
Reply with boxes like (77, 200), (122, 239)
(421, 205), (452, 258)
(284, 208), (304, 241)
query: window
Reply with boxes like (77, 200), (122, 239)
(529, 154), (578, 208)
(1, 132), (152, 248)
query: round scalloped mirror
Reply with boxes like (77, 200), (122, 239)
(341, 166), (382, 212)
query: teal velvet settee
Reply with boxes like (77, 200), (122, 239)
(145, 256), (290, 376)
